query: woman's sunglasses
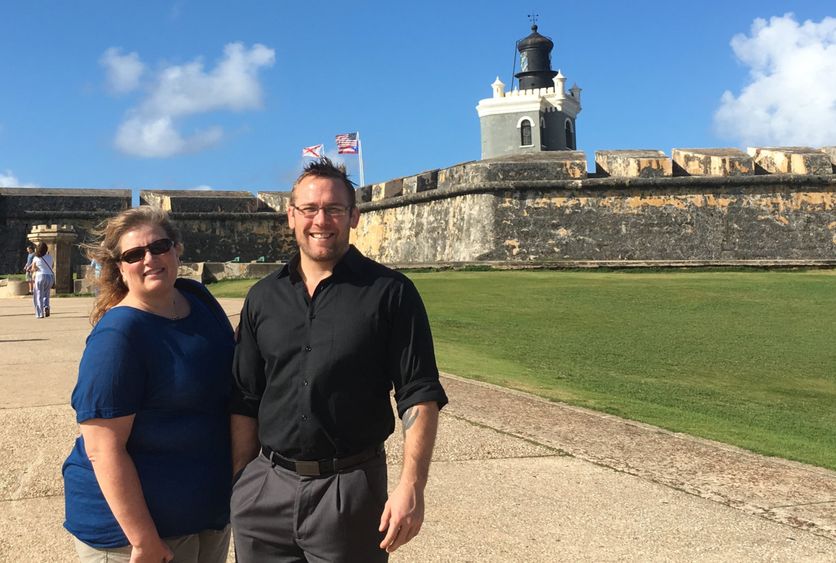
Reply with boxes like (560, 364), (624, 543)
(119, 238), (175, 264)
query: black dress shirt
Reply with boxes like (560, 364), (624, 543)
(231, 246), (448, 460)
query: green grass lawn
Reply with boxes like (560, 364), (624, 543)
(207, 278), (264, 298)
(209, 270), (836, 470)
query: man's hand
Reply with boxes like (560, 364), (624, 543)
(378, 481), (425, 553)
(377, 401), (439, 553)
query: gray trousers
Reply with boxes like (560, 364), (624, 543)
(231, 450), (389, 563)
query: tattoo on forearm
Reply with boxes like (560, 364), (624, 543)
(402, 407), (419, 436)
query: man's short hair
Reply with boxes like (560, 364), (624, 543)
(291, 157), (356, 207)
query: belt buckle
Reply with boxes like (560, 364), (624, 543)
(294, 460), (321, 477)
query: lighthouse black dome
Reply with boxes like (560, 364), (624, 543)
(518, 24), (554, 51)
(515, 24), (557, 90)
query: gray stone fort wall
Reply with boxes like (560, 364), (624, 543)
(0, 188), (295, 274)
(1, 146), (834, 275)
(352, 148), (836, 265)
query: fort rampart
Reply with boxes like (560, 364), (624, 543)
(353, 148), (836, 265)
(1, 146), (834, 276)
(0, 188), (295, 275)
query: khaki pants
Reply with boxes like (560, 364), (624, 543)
(73, 525), (230, 563)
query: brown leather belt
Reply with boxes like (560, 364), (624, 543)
(261, 444), (384, 477)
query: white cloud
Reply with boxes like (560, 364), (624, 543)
(189, 184), (213, 191)
(100, 48), (145, 94)
(116, 116), (223, 158)
(108, 42), (275, 158)
(0, 170), (19, 187)
(0, 169), (38, 188)
(714, 14), (836, 147)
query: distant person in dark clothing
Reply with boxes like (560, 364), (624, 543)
(24, 242), (35, 294)
(231, 157), (448, 562)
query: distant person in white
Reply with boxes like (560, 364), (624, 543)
(31, 241), (54, 318)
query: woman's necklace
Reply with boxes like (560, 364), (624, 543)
(171, 293), (179, 320)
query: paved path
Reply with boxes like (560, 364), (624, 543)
(1, 296), (834, 562)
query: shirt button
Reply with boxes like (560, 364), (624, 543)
(303, 380), (309, 386)
(301, 415), (308, 421)
(304, 345), (311, 351)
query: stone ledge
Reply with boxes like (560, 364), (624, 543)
(822, 146), (836, 168)
(403, 169), (439, 194)
(380, 260), (836, 271)
(437, 153), (588, 191)
(358, 171), (836, 212)
(257, 191), (292, 213)
(198, 262), (283, 283)
(747, 147), (833, 175)
(371, 178), (404, 201)
(0, 280), (28, 298)
(0, 188), (131, 197)
(672, 148), (753, 176)
(595, 150), (672, 178)
(140, 190), (260, 213)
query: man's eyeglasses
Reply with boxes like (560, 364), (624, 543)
(119, 238), (175, 264)
(291, 205), (352, 218)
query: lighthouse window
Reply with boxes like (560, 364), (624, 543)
(520, 120), (532, 146)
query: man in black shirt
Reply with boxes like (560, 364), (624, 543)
(230, 157), (448, 562)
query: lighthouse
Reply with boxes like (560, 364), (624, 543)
(476, 22), (582, 159)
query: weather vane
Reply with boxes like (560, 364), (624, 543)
(528, 12), (539, 26)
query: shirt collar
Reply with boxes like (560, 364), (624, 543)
(334, 245), (365, 277)
(279, 245), (365, 284)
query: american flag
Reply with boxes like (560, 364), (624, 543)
(335, 132), (359, 154)
(302, 144), (324, 158)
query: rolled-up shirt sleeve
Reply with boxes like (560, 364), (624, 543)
(389, 278), (449, 418)
(230, 296), (265, 417)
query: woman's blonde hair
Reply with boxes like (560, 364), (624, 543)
(84, 206), (182, 325)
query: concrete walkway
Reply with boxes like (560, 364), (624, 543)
(1, 296), (834, 562)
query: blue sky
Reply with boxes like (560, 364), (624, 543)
(1, 1), (834, 197)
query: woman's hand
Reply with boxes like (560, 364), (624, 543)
(130, 539), (174, 562)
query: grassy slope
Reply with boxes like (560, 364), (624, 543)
(209, 270), (836, 469)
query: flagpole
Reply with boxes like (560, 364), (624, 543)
(357, 131), (366, 187)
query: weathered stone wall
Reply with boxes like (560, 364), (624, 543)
(140, 191), (295, 263)
(353, 194), (496, 262)
(351, 149), (836, 265)
(486, 179), (836, 261)
(166, 213), (293, 263)
(0, 188), (130, 274)
(3, 146), (835, 275)
(354, 179), (836, 263)
(0, 189), (295, 275)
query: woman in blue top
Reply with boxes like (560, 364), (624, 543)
(62, 206), (234, 563)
